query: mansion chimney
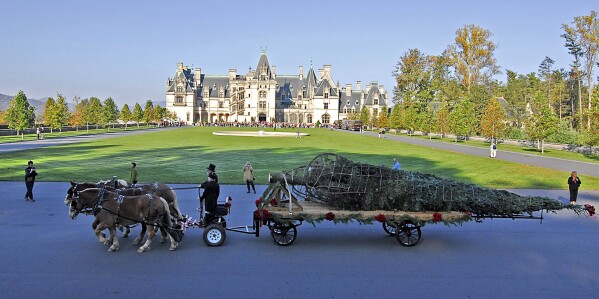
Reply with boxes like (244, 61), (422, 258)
(318, 68), (324, 79)
(229, 68), (237, 80)
(195, 68), (202, 87)
(299, 66), (303, 80)
(324, 64), (331, 76)
(345, 84), (352, 96)
(177, 62), (183, 71)
(356, 81), (362, 91)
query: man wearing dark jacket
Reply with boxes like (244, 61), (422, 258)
(199, 172), (219, 225)
(25, 160), (38, 202)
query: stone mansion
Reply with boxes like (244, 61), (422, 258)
(165, 52), (388, 125)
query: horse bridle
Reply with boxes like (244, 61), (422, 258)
(70, 187), (106, 216)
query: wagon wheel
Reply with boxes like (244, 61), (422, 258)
(203, 224), (226, 246)
(270, 222), (297, 246)
(395, 221), (421, 247)
(382, 222), (397, 236)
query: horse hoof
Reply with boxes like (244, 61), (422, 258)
(138, 246), (150, 253)
(160, 238), (167, 244)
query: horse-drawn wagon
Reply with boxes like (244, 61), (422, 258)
(250, 153), (595, 247)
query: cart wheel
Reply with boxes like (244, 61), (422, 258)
(203, 224), (226, 246)
(395, 221), (421, 247)
(382, 222), (397, 236)
(270, 222), (297, 246)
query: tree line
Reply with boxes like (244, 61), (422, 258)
(350, 11), (599, 152)
(0, 91), (176, 138)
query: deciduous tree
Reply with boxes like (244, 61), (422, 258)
(449, 98), (476, 141)
(120, 104), (132, 130)
(132, 102), (144, 128)
(6, 91), (35, 139)
(562, 10), (599, 130)
(447, 24), (500, 95)
(480, 97), (507, 141)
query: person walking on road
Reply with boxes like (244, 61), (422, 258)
(129, 162), (138, 185)
(490, 142), (497, 158)
(243, 162), (256, 194)
(25, 160), (38, 202)
(568, 171), (582, 205)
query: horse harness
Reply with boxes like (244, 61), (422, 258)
(93, 188), (164, 227)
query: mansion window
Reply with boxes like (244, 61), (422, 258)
(355, 100), (359, 105)
(219, 101), (224, 108)
(260, 91), (267, 98)
(219, 91), (224, 98)
(374, 98), (379, 105)
(322, 114), (330, 124)
(343, 108), (348, 114)
(324, 92), (329, 99)
(259, 101), (267, 109)
(307, 114), (313, 123)
(352, 107), (356, 113)
(204, 91), (208, 98)
(176, 86), (184, 93)
(298, 95), (302, 101)
(324, 103), (329, 109)
(175, 96), (183, 104)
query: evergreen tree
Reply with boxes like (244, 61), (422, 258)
(6, 91), (35, 139)
(132, 102), (144, 128)
(419, 106), (437, 139)
(120, 104), (132, 130)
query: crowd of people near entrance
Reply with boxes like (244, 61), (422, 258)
(192, 121), (321, 129)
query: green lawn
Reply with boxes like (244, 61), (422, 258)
(0, 125), (158, 144)
(1, 126), (597, 189)
(394, 132), (599, 164)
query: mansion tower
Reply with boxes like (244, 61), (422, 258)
(166, 52), (388, 125)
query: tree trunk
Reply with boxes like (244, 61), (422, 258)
(578, 76), (583, 130)
(541, 139), (544, 153)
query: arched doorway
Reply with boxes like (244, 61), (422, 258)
(259, 113), (267, 122)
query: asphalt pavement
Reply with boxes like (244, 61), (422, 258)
(0, 182), (598, 298)
(356, 130), (599, 177)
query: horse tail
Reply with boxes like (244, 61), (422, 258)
(170, 187), (183, 220)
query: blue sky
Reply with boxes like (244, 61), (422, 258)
(1, 0), (597, 107)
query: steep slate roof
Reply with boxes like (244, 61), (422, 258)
(253, 52), (274, 80)
(339, 90), (363, 112)
(168, 67), (194, 92)
(363, 82), (387, 106)
(198, 75), (230, 98)
(314, 79), (339, 97)
(276, 75), (302, 99)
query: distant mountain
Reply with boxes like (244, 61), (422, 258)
(1, 93), (165, 114)
(0, 93), (72, 116)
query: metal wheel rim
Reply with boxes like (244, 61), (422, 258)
(396, 222), (421, 247)
(382, 222), (397, 235)
(271, 224), (297, 246)
(206, 228), (223, 244)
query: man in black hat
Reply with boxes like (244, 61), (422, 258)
(199, 172), (219, 226)
(25, 160), (38, 202)
(207, 163), (218, 183)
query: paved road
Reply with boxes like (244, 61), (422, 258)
(0, 182), (597, 298)
(0, 127), (177, 153)
(355, 130), (599, 177)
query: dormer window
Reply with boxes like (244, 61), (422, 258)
(355, 100), (359, 105)
(374, 98), (379, 105)
(204, 91), (208, 98)
(176, 86), (184, 93)
(324, 92), (329, 99)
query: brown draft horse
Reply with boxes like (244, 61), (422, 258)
(70, 187), (178, 252)
(65, 180), (182, 245)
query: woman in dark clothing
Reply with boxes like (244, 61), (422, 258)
(567, 171), (582, 205)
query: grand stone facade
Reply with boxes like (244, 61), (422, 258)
(166, 52), (388, 125)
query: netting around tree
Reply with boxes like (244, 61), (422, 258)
(280, 153), (574, 216)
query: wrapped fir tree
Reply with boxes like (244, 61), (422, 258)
(269, 153), (594, 217)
